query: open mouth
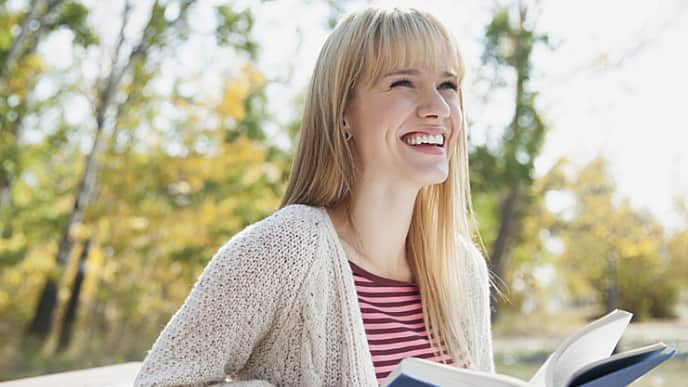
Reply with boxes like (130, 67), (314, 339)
(400, 134), (446, 154)
(400, 133), (446, 148)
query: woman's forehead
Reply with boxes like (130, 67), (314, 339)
(360, 43), (461, 83)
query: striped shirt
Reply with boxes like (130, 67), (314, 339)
(348, 260), (469, 384)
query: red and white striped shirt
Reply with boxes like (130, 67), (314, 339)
(348, 260), (470, 384)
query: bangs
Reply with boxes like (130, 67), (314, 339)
(359, 8), (465, 86)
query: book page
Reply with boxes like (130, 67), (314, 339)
(544, 309), (633, 386)
(385, 357), (529, 387)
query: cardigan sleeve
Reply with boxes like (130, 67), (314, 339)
(134, 210), (317, 386)
(456, 235), (495, 374)
(477, 252), (495, 373)
(470, 240), (496, 374)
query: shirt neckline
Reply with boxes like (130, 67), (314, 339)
(348, 259), (418, 287)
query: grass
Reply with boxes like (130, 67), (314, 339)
(496, 356), (688, 386)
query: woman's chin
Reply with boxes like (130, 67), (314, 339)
(406, 170), (449, 187)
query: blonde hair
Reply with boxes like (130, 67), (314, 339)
(280, 7), (494, 371)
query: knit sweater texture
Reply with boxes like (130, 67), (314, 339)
(134, 204), (494, 386)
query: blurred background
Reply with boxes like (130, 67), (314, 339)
(0, 0), (686, 384)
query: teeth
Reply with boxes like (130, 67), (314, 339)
(403, 134), (444, 146)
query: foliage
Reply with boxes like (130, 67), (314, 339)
(0, 1), (287, 379)
(552, 157), (681, 320)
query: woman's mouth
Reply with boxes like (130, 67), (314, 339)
(400, 133), (446, 155)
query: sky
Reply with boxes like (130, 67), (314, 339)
(28, 0), (688, 234)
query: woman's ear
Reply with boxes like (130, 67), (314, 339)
(342, 119), (352, 140)
(341, 111), (352, 140)
(342, 105), (354, 131)
(342, 104), (352, 128)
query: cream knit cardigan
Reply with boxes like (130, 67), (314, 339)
(134, 204), (494, 386)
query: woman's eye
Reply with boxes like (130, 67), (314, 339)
(439, 81), (458, 91)
(390, 79), (413, 88)
(389, 79), (457, 90)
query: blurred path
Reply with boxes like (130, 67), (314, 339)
(494, 319), (688, 355)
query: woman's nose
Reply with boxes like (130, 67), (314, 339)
(416, 87), (451, 119)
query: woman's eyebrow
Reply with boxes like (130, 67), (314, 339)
(382, 69), (457, 79)
(383, 69), (420, 78)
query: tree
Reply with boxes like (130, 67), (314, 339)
(490, 157), (570, 315)
(555, 156), (681, 320)
(52, 1), (268, 354)
(471, 0), (551, 321)
(25, 0), (199, 344)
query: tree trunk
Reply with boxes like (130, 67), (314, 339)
(25, 16), (118, 342)
(57, 239), (91, 352)
(489, 187), (520, 321)
(25, 118), (104, 340)
(25, 279), (58, 340)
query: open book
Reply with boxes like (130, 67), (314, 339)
(382, 309), (676, 387)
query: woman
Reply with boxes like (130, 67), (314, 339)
(135, 6), (494, 386)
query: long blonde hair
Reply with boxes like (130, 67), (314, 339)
(280, 7), (494, 371)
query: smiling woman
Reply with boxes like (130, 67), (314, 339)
(134, 6), (494, 387)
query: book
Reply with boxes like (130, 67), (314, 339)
(382, 309), (677, 387)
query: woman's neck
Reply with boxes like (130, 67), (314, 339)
(327, 191), (416, 282)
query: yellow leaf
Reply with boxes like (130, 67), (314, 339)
(218, 79), (249, 120)
(70, 222), (91, 240)
(242, 64), (265, 86)
(0, 291), (8, 310)
(7, 270), (22, 287)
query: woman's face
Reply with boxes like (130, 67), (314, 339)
(344, 64), (462, 188)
